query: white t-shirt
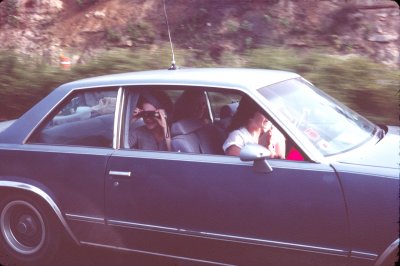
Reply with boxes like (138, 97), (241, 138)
(222, 127), (258, 153)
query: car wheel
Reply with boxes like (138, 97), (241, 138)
(0, 194), (61, 265)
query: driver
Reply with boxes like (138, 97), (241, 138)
(223, 96), (286, 159)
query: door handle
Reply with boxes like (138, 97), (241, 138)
(109, 170), (132, 177)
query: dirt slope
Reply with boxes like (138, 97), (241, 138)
(0, 0), (398, 67)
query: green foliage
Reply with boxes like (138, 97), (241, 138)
(5, 0), (19, 27)
(171, 6), (215, 52)
(0, 50), (68, 119)
(240, 20), (254, 32)
(0, 46), (398, 126)
(224, 19), (240, 35)
(127, 22), (155, 44)
(323, 4), (360, 35)
(105, 28), (121, 43)
(70, 46), (183, 78)
(245, 47), (303, 72)
(0, 45), (185, 119)
(245, 46), (399, 125)
(76, 0), (99, 7)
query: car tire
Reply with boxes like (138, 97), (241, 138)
(0, 194), (61, 265)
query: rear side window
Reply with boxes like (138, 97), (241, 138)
(29, 89), (118, 148)
(124, 86), (243, 155)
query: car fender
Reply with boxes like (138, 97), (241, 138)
(374, 239), (399, 266)
(0, 179), (79, 245)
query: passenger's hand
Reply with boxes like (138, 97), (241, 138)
(131, 108), (142, 122)
(262, 120), (273, 133)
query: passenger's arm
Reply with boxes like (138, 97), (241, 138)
(225, 145), (241, 156)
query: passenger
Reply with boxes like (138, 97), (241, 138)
(223, 96), (286, 158)
(173, 90), (211, 124)
(129, 91), (173, 151)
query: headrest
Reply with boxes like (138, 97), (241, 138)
(171, 118), (203, 136)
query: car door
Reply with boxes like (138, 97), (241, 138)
(26, 87), (119, 242)
(105, 123), (349, 265)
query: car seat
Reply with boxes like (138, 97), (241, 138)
(170, 118), (224, 154)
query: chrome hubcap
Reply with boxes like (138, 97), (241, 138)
(17, 215), (37, 236)
(1, 200), (45, 255)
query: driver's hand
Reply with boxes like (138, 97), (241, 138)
(266, 126), (286, 159)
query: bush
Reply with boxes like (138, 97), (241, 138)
(76, 0), (99, 8)
(0, 50), (68, 119)
(245, 47), (399, 125)
(0, 45), (186, 119)
(127, 22), (155, 44)
(105, 28), (121, 43)
(0, 46), (398, 126)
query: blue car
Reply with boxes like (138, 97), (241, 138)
(0, 68), (398, 265)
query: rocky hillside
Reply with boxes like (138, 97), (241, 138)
(0, 0), (399, 67)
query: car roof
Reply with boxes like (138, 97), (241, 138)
(62, 68), (300, 91)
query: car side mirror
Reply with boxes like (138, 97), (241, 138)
(239, 144), (273, 173)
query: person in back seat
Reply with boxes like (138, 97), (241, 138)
(173, 90), (211, 125)
(129, 91), (173, 151)
(214, 101), (239, 138)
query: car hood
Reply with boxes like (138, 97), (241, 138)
(335, 126), (400, 169)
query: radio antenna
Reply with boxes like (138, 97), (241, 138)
(163, 0), (177, 70)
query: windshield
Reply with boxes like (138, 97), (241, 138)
(258, 78), (377, 156)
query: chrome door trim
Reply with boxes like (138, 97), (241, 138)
(112, 148), (333, 172)
(351, 250), (379, 261)
(80, 241), (235, 266)
(113, 87), (125, 150)
(200, 231), (348, 257)
(65, 213), (105, 225)
(109, 220), (179, 232)
(107, 219), (350, 258)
